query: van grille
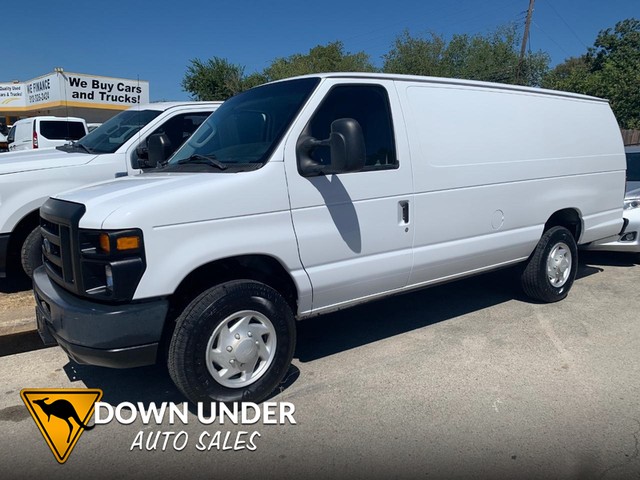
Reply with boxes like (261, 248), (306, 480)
(39, 198), (86, 294)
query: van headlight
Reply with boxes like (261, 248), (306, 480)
(624, 196), (640, 210)
(78, 228), (146, 302)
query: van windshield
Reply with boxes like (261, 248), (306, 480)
(165, 78), (320, 171)
(68, 109), (162, 154)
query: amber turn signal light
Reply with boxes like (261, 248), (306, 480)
(116, 236), (140, 251)
(99, 233), (110, 253)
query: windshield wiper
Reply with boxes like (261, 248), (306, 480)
(177, 154), (228, 170)
(73, 142), (93, 154)
(57, 142), (93, 154)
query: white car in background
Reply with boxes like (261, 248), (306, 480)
(585, 145), (640, 254)
(625, 144), (640, 191)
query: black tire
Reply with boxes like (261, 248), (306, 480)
(21, 226), (43, 278)
(521, 226), (578, 303)
(168, 280), (296, 404)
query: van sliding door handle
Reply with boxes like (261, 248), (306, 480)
(400, 201), (409, 224)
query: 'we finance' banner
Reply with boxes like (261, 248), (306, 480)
(1, 72), (149, 111)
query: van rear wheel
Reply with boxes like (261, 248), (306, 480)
(521, 226), (578, 303)
(168, 280), (296, 404)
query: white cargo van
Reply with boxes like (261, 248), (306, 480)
(7, 116), (88, 151)
(0, 102), (220, 278)
(33, 73), (626, 404)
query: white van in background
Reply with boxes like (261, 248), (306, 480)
(7, 116), (88, 151)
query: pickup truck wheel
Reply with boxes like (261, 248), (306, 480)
(168, 280), (296, 404)
(21, 226), (43, 278)
(521, 226), (578, 303)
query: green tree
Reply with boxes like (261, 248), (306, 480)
(182, 42), (376, 100)
(182, 57), (246, 101)
(382, 30), (448, 77)
(543, 18), (640, 129)
(263, 41), (376, 81)
(383, 25), (549, 86)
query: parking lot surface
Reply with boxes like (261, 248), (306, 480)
(0, 252), (638, 479)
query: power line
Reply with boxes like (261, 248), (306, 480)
(343, 0), (517, 55)
(540, 0), (589, 49)
(532, 20), (573, 59)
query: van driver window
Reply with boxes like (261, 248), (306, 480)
(306, 85), (398, 172)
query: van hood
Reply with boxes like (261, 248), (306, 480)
(54, 164), (289, 230)
(0, 148), (94, 175)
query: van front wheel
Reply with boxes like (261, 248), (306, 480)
(521, 226), (578, 303)
(168, 280), (296, 404)
(21, 226), (43, 278)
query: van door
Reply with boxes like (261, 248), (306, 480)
(284, 80), (414, 314)
(13, 121), (33, 150)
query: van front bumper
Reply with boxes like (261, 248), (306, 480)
(32, 266), (168, 368)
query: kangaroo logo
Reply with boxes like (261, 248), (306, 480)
(32, 397), (96, 443)
(21, 388), (103, 464)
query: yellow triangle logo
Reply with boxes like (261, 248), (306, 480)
(21, 388), (103, 464)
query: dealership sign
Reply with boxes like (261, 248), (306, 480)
(1, 72), (149, 111)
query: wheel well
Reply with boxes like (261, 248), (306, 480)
(6, 209), (40, 271)
(159, 255), (299, 355)
(544, 209), (582, 241)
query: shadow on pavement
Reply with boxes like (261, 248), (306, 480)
(0, 331), (52, 357)
(64, 360), (302, 410)
(294, 267), (526, 363)
(580, 250), (639, 267)
(0, 274), (31, 294)
(63, 362), (185, 406)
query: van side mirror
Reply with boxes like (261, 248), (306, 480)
(0, 124), (7, 136)
(143, 133), (173, 168)
(298, 118), (366, 176)
(136, 145), (148, 162)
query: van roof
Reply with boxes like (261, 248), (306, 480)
(273, 72), (608, 103)
(140, 101), (223, 111)
(14, 116), (86, 123)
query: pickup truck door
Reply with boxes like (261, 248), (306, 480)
(284, 79), (414, 315)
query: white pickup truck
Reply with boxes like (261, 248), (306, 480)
(0, 124), (8, 152)
(0, 101), (220, 278)
(33, 73), (625, 404)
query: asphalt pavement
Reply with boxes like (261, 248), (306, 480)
(0, 251), (639, 479)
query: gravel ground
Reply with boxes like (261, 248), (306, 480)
(0, 277), (35, 336)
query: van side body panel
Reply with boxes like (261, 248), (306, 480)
(396, 81), (625, 288)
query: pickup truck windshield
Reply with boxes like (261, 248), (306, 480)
(65, 109), (162, 154)
(166, 77), (320, 171)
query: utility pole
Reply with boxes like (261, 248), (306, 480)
(516, 0), (535, 84)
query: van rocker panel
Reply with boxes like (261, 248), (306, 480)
(32, 266), (167, 367)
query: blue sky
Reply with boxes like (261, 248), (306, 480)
(3, 0), (638, 101)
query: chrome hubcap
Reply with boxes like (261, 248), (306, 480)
(205, 310), (276, 388)
(546, 242), (572, 288)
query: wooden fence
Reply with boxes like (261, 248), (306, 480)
(621, 129), (640, 146)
